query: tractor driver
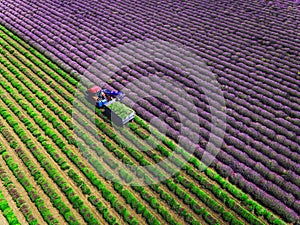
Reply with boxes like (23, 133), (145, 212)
(97, 90), (106, 101)
(101, 91), (106, 100)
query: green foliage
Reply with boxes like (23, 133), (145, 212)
(106, 101), (135, 119)
(119, 169), (133, 183)
(0, 190), (21, 225)
(0, 143), (6, 154)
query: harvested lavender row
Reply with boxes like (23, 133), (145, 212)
(0, 0), (299, 223)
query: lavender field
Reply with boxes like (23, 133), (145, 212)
(0, 0), (299, 224)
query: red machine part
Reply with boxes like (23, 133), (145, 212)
(88, 86), (101, 94)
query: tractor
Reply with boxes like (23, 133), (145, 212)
(86, 86), (135, 126)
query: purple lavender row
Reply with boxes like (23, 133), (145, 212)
(1, 0), (298, 155)
(2, 0), (300, 101)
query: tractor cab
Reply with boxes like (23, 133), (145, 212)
(86, 85), (125, 108)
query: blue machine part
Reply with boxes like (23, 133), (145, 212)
(102, 89), (126, 101)
(96, 98), (108, 108)
(102, 89), (120, 96)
